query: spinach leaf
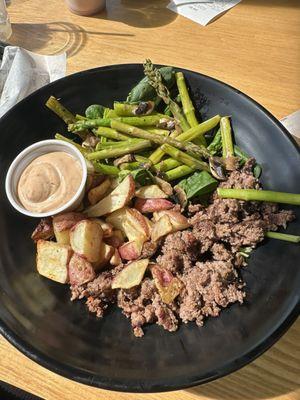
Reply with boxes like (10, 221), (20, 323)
(234, 145), (262, 178)
(207, 129), (222, 155)
(127, 67), (175, 103)
(118, 168), (154, 186)
(178, 171), (218, 200)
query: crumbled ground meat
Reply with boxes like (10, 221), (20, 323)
(69, 159), (295, 337)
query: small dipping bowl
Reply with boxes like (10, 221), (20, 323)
(5, 139), (87, 218)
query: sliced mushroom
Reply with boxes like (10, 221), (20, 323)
(113, 154), (135, 167)
(134, 101), (155, 116)
(209, 157), (227, 181)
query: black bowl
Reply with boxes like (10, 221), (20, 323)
(0, 64), (299, 393)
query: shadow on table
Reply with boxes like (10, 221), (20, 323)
(186, 321), (300, 400)
(92, 0), (177, 29)
(9, 22), (134, 57)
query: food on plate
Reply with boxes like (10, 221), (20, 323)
(69, 253), (95, 285)
(84, 175), (135, 217)
(87, 178), (111, 205)
(112, 259), (149, 289)
(135, 185), (168, 199)
(70, 220), (103, 262)
(36, 240), (72, 283)
(24, 60), (299, 337)
(53, 212), (85, 244)
(18, 151), (82, 213)
(134, 198), (174, 213)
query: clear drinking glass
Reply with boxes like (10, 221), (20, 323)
(0, 0), (12, 41)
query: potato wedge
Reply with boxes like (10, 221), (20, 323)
(154, 176), (173, 196)
(119, 239), (144, 261)
(88, 178), (111, 205)
(70, 220), (103, 262)
(84, 175), (135, 217)
(153, 210), (190, 232)
(93, 243), (115, 270)
(135, 185), (168, 199)
(92, 219), (114, 238)
(105, 230), (125, 248)
(53, 212), (85, 245)
(69, 253), (95, 286)
(112, 259), (149, 289)
(110, 249), (122, 266)
(151, 214), (173, 242)
(151, 264), (182, 304)
(134, 198), (174, 213)
(106, 207), (150, 242)
(36, 240), (72, 284)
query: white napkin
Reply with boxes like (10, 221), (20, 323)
(280, 110), (300, 145)
(167, 0), (241, 25)
(167, 0), (242, 26)
(0, 46), (66, 118)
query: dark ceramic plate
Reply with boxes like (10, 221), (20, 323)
(0, 64), (299, 393)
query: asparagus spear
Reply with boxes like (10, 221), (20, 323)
(161, 144), (209, 171)
(146, 128), (170, 136)
(87, 139), (152, 161)
(176, 115), (221, 143)
(95, 139), (142, 151)
(175, 72), (198, 127)
(46, 96), (76, 124)
(207, 128), (222, 155)
(114, 101), (154, 117)
(111, 120), (210, 159)
(149, 116), (219, 166)
(148, 130), (179, 164)
(55, 133), (89, 155)
(165, 165), (194, 181)
(220, 116), (234, 158)
(217, 188), (300, 205)
(92, 162), (120, 175)
(69, 115), (175, 132)
(143, 60), (190, 131)
(94, 127), (129, 141)
(265, 231), (300, 243)
(154, 157), (181, 172)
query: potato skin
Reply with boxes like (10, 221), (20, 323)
(69, 253), (95, 286)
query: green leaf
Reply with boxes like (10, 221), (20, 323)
(118, 168), (154, 186)
(178, 171), (218, 199)
(207, 129), (222, 155)
(234, 145), (262, 178)
(126, 67), (175, 103)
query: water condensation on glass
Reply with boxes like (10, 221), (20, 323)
(0, 0), (12, 41)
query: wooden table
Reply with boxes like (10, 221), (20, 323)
(1, 0), (299, 399)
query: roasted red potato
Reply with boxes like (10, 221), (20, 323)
(70, 220), (103, 262)
(134, 198), (174, 213)
(69, 253), (95, 286)
(85, 175), (135, 217)
(36, 240), (72, 284)
(112, 259), (149, 289)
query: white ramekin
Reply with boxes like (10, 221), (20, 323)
(5, 139), (88, 218)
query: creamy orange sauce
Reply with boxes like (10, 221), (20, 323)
(18, 151), (82, 213)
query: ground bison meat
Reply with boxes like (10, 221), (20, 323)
(117, 279), (177, 337)
(69, 158), (295, 337)
(157, 230), (201, 273)
(179, 261), (245, 324)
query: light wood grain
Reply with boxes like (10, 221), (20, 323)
(1, 0), (300, 399)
